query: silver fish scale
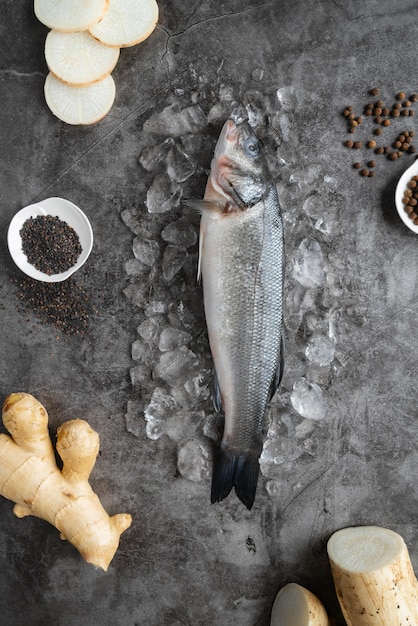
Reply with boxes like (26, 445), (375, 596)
(203, 184), (284, 453)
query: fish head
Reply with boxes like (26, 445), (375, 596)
(209, 118), (269, 209)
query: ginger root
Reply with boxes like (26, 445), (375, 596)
(0, 392), (132, 571)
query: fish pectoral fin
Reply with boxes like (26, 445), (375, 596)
(212, 366), (222, 413)
(184, 199), (239, 215)
(269, 332), (285, 401)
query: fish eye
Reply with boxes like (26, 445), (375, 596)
(244, 138), (260, 157)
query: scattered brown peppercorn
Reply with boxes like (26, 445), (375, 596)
(388, 152), (398, 160)
(374, 116), (383, 124)
(353, 162), (362, 169)
(391, 109), (400, 117)
(370, 87), (379, 96)
(401, 109), (410, 116)
(397, 91), (406, 100)
(410, 109), (415, 116)
(360, 169), (369, 177)
(375, 147), (384, 154)
(365, 108), (373, 116)
(368, 170), (375, 177)
(344, 140), (354, 148)
(367, 160), (376, 168)
(373, 107), (382, 116)
(353, 141), (362, 149)
(382, 107), (390, 116)
(407, 145), (416, 154)
(411, 94), (418, 102)
(373, 127), (383, 136)
(382, 119), (391, 126)
(366, 139), (376, 148)
(403, 100), (412, 107)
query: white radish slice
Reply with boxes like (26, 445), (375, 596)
(327, 526), (418, 626)
(34, 0), (109, 32)
(45, 30), (120, 86)
(270, 583), (331, 626)
(44, 72), (116, 125)
(89, 0), (159, 48)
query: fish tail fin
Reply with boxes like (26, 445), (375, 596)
(211, 446), (260, 510)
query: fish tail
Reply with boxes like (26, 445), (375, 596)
(211, 445), (260, 510)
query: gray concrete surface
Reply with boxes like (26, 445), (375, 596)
(2, 1), (418, 624)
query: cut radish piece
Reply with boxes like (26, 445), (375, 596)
(89, 0), (158, 48)
(270, 583), (331, 626)
(327, 526), (418, 626)
(34, 0), (109, 32)
(44, 72), (116, 124)
(45, 30), (120, 86)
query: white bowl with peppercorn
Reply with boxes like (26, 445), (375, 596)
(7, 197), (93, 282)
(395, 159), (418, 234)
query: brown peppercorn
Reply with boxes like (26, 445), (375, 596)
(368, 170), (375, 177)
(391, 109), (400, 117)
(367, 160), (376, 168)
(402, 196), (410, 204)
(360, 169), (369, 177)
(344, 140), (354, 148)
(402, 143), (410, 151)
(364, 108), (373, 116)
(382, 119), (391, 126)
(382, 107), (390, 116)
(397, 91), (406, 100)
(410, 198), (417, 206)
(366, 139), (376, 148)
(410, 131), (415, 137)
(405, 189), (413, 197)
(401, 109), (410, 116)
(413, 217), (418, 225)
(353, 141), (362, 149)
(373, 107), (382, 116)
(375, 147), (384, 154)
(393, 102), (402, 109)
(356, 116), (363, 124)
(384, 146), (391, 154)
(348, 112), (355, 120)
(343, 108), (351, 116)
(408, 180), (417, 188)
(353, 162), (362, 169)
(410, 94), (418, 102)
(370, 87), (379, 96)
(350, 119), (358, 127)
(403, 100), (412, 107)
(388, 152), (398, 160)
(409, 109), (415, 116)
(373, 127), (383, 136)
(374, 116), (383, 124)
(394, 140), (402, 149)
(411, 212), (417, 220)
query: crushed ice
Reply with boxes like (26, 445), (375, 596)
(122, 69), (349, 497)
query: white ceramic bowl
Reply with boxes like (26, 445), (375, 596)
(7, 197), (93, 282)
(395, 158), (418, 234)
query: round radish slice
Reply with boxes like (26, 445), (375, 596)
(44, 72), (116, 125)
(89, 0), (158, 48)
(34, 0), (109, 33)
(45, 30), (120, 86)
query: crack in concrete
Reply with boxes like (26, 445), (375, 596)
(159, 1), (272, 60)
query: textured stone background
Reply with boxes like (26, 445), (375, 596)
(2, 1), (418, 624)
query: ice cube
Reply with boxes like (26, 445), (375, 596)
(145, 173), (182, 214)
(131, 339), (153, 364)
(138, 137), (174, 172)
(153, 346), (200, 387)
(159, 326), (192, 352)
(137, 318), (160, 344)
(144, 386), (178, 424)
(130, 363), (150, 386)
(165, 410), (204, 443)
(162, 245), (188, 282)
(166, 143), (196, 183)
(124, 400), (144, 438)
(125, 258), (149, 277)
(143, 103), (207, 137)
(292, 238), (326, 288)
(177, 439), (211, 482)
(305, 334), (335, 366)
(161, 217), (197, 248)
(132, 237), (160, 266)
(290, 378), (327, 421)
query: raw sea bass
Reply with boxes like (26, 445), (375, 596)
(198, 116), (285, 510)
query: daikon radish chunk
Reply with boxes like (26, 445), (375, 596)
(270, 583), (331, 626)
(44, 72), (116, 125)
(89, 0), (159, 48)
(45, 30), (120, 86)
(327, 526), (418, 626)
(34, 0), (109, 33)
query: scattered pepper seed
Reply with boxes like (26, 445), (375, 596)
(397, 91), (406, 100)
(367, 139), (376, 148)
(353, 141), (362, 149)
(353, 162), (362, 169)
(370, 87), (379, 96)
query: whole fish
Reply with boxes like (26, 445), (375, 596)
(198, 116), (285, 510)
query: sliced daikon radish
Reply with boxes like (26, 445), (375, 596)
(327, 526), (418, 626)
(44, 72), (116, 125)
(34, 0), (109, 32)
(270, 583), (331, 626)
(45, 30), (120, 86)
(89, 0), (158, 48)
